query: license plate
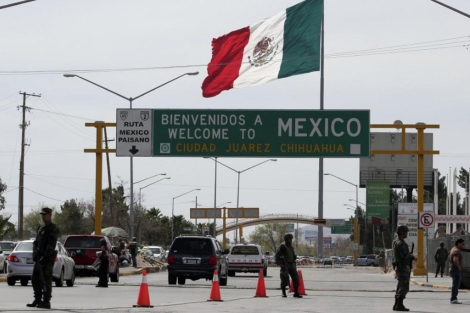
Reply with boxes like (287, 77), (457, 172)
(26, 258), (34, 264)
(186, 259), (197, 264)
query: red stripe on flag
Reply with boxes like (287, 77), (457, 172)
(202, 26), (250, 98)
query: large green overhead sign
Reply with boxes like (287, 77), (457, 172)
(366, 181), (390, 220)
(116, 109), (370, 157)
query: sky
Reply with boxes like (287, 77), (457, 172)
(1, 0), (469, 241)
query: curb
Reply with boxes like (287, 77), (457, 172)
(410, 279), (450, 289)
(120, 266), (165, 277)
(0, 277), (6, 283)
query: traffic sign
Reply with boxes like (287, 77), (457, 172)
(419, 212), (435, 228)
(190, 208), (221, 219)
(326, 219), (346, 226)
(116, 109), (370, 158)
(227, 208), (259, 218)
(331, 221), (352, 234)
(313, 219), (327, 225)
(116, 109), (152, 156)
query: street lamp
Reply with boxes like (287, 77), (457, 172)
(172, 188), (200, 242)
(139, 177), (171, 206)
(134, 173), (167, 185)
(325, 173), (359, 263)
(217, 202), (231, 207)
(206, 158), (277, 243)
(64, 72), (198, 238)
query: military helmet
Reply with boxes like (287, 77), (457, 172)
(440, 241), (445, 246)
(396, 225), (409, 234)
(284, 233), (294, 241)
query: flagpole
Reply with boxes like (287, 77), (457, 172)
(317, 6), (325, 260)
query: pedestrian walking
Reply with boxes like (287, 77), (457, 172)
(434, 241), (448, 277)
(96, 238), (109, 288)
(275, 233), (302, 298)
(27, 207), (60, 309)
(392, 225), (415, 311)
(128, 237), (139, 268)
(449, 238), (465, 304)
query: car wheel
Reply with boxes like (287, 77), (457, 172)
(219, 275), (227, 286)
(168, 274), (177, 285)
(20, 278), (28, 286)
(227, 270), (235, 277)
(66, 269), (75, 287)
(263, 267), (267, 277)
(177, 276), (186, 285)
(55, 269), (64, 287)
(7, 277), (16, 286)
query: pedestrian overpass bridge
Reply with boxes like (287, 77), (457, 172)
(215, 214), (340, 236)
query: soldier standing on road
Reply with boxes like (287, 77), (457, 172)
(275, 233), (302, 298)
(434, 241), (448, 278)
(392, 225), (415, 312)
(27, 207), (60, 309)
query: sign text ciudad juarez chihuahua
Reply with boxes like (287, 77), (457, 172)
(116, 109), (370, 157)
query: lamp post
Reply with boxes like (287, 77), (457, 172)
(64, 72), (198, 238)
(172, 188), (200, 242)
(349, 199), (366, 206)
(205, 158), (277, 244)
(139, 177), (171, 207)
(325, 173), (359, 263)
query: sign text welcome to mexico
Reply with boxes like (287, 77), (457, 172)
(150, 109), (370, 158)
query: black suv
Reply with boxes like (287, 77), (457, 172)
(167, 235), (229, 286)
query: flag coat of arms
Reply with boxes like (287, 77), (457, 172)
(202, 0), (323, 98)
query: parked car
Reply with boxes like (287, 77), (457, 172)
(63, 235), (119, 282)
(0, 241), (16, 273)
(0, 249), (4, 273)
(323, 258), (333, 266)
(6, 240), (75, 287)
(227, 244), (267, 277)
(145, 245), (165, 262)
(366, 254), (379, 266)
(357, 255), (368, 266)
(167, 235), (229, 286)
(346, 256), (354, 263)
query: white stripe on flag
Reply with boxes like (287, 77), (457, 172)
(233, 10), (286, 88)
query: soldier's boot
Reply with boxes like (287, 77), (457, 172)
(281, 284), (287, 298)
(392, 296), (398, 310)
(36, 301), (51, 309)
(26, 299), (41, 307)
(293, 286), (303, 298)
(435, 272), (438, 278)
(395, 297), (409, 312)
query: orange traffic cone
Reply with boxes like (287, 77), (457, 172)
(297, 270), (307, 295)
(208, 269), (223, 302)
(133, 269), (154, 308)
(254, 269), (268, 297)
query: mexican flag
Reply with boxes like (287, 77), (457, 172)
(202, 0), (323, 98)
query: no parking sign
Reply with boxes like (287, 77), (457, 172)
(418, 212), (435, 228)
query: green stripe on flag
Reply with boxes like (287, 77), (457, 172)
(278, 0), (323, 79)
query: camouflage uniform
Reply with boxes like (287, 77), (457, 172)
(434, 243), (448, 277)
(393, 238), (412, 297)
(32, 219), (60, 305)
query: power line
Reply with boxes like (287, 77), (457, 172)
(25, 174), (94, 194)
(24, 187), (64, 203)
(0, 35), (467, 76)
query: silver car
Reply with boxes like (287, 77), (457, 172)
(0, 241), (16, 273)
(6, 240), (75, 287)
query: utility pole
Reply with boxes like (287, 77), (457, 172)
(103, 127), (115, 226)
(18, 91), (40, 240)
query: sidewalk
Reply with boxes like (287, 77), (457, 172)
(410, 273), (454, 290)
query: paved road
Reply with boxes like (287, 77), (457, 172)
(1, 266), (469, 312)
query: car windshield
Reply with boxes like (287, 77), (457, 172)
(64, 237), (102, 248)
(150, 248), (161, 254)
(231, 246), (259, 255)
(0, 242), (15, 251)
(171, 238), (212, 255)
(15, 242), (33, 251)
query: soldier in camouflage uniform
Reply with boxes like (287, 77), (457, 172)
(27, 207), (60, 309)
(392, 225), (415, 312)
(434, 241), (448, 277)
(275, 233), (302, 298)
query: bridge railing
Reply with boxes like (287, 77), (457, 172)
(216, 213), (317, 231)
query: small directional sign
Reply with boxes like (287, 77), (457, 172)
(116, 109), (153, 156)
